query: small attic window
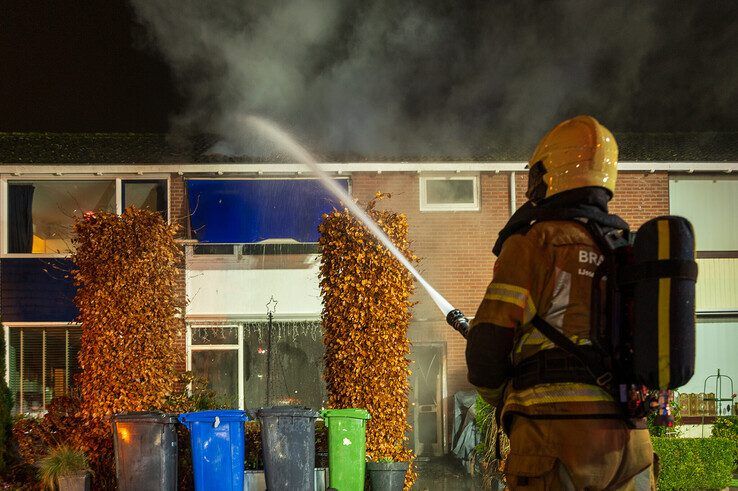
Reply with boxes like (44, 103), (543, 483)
(420, 175), (479, 211)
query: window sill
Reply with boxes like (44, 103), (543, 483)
(419, 206), (480, 212)
(0, 253), (71, 259)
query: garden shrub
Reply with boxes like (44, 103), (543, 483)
(474, 394), (508, 488)
(12, 396), (80, 465)
(712, 416), (738, 473)
(163, 371), (227, 414)
(72, 208), (182, 489)
(652, 437), (738, 490)
(711, 415), (738, 440)
(244, 421), (264, 470)
(7, 396), (81, 488)
(0, 330), (13, 473)
(319, 194), (416, 489)
(11, 417), (48, 465)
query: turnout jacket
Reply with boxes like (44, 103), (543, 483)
(467, 188), (626, 423)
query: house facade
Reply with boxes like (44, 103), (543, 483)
(1, 133), (737, 455)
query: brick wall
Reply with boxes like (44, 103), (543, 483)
(169, 174), (188, 373)
(351, 172), (511, 442)
(609, 172), (670, 227)
(516, 171), (670, 227)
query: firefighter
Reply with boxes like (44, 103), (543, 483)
(466, 116), (656, 489)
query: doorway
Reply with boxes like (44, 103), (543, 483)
(408, 343), (446, 457)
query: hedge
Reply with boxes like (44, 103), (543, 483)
(712, 416), (738, 440)
(652, 437), (738, 490)
(319, 195), (416, 489)
(0, 329), (12, 473)
(72, 208), (182, 488)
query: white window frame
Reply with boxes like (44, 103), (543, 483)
(0, 174), (170, 258)
(186, 317), (322, 410)
(419, 174), (480, 212)
(187, 323), (244, 410)
(3, 321), (82, 415)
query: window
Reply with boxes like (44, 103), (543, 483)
(7, 180), (115, 254)
(6, 325), (82, 414)
(193, 245), (237, 255)
(419, 175), (479, 211)
(186, 179), (347, 243)
(243, 320), (325, 410)
(122, 180), (168, 218)
(188, 320), (325, 412)
(670, 176), (738, 313)
(3, 178), (169, 255)
(189, 325), (241, 408)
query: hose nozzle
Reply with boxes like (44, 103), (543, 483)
(446, 309), (469, 338)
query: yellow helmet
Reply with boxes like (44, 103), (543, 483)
(527, 115), (618, 200)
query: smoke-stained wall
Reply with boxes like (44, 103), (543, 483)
(129, 0), (738, 158)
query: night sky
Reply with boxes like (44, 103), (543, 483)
(1, 1), (181, 132)
(2, 0), (738, 139)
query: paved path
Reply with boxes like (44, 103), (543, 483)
(414, 455), (494, 490)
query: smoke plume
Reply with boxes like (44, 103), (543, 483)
(130, 0), (738, 159)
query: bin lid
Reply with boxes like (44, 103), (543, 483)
(321, 408), (371, 420)
(177, 410), (249, 424)
(113, 411), (178, 424)
(256, 406), (319, 418)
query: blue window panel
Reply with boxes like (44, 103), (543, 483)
(0, 259), (78, 322)
(187, 179), (348, 243)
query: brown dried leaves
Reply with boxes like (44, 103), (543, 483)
(71, 207), (183, 487)
(319, 193), (417, 489)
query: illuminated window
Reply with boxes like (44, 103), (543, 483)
(4, 178), (169, 255)
(7, 325), (82, 415)
(7, 180), (115, 254)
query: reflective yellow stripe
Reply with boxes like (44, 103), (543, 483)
(657, 220), (671, 389)
(506, 383), (614, 406)
(486, 293), (527, 309)
(658, 278), (671, 389)
(485, 283), (537, 321)
(658, 220), (670, 260)
(492, 283), (530, 296)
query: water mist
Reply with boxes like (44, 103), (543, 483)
(243, 115), (470, 337)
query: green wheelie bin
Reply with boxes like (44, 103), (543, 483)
(321, 408), (371, 491)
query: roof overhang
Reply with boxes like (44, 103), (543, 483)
(0, 161), (736, 176)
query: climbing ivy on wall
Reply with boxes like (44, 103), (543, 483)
(71, 207), (182, 488)
(319, 193), (417, 489)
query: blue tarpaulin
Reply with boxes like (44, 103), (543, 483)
(186, 179), (348, 243)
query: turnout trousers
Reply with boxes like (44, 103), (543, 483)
(504, 416), (656, 490)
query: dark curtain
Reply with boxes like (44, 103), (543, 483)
(155, 181), (167, 218)
(8, 184), (34, 253)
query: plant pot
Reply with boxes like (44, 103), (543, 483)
(366, 462), (408, 491)
(57, 471), (91, 491)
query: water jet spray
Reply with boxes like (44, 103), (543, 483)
(242, 115), (470, 337)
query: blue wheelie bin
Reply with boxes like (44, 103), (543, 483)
(178, 410), (249, 491)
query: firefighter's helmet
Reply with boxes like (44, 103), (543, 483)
(526, 115), (618, 200)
